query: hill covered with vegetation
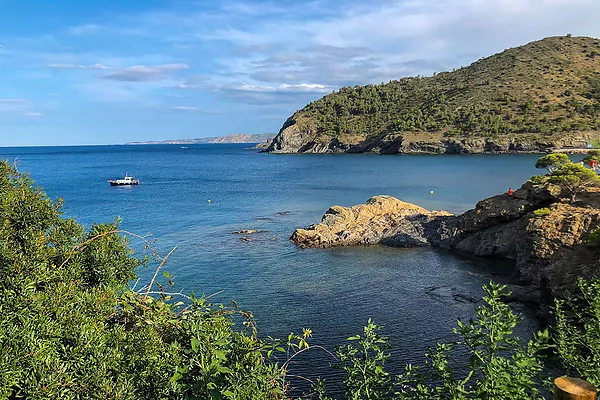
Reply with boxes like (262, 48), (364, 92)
(267, 36), (600, 154)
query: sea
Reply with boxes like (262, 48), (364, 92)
(0, 144), (554, 394)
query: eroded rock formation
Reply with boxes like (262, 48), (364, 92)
(291, 183), (600, 310)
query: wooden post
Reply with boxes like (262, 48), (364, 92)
(554, 376), (597, 400)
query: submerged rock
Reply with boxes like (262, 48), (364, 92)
(232, 229), (260, 235)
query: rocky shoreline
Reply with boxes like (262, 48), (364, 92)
(291, 182), (600, 315)
(266, 126), (599, 155)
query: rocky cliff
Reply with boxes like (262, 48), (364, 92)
(292, 183), (600, 311)
(268, 130), (599, 154)
(267, 36), (600, 154)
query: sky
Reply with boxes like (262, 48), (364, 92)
(2, 0), (600, 146)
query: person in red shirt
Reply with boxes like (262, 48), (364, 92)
(591, 159), (597, 170)
(508, 188), (515, 196)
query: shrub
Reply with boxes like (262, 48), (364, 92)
(555, 277), (600, 387)
(534, 207), (551, 217)
(587, 227), (600, 248)
(582, 149), (600, 164)
(535, 153), (571, 173)
(548, 163), (600, 203)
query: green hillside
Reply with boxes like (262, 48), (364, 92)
(267, 36), (600, 153)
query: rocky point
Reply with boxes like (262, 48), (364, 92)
(291, 182), (600, 314)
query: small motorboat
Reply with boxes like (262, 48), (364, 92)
(108, 174), (140, 186)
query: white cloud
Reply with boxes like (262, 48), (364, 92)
(0, 99), (35, 113)
(171, 105), (222, 113)
(0, 99), (32, 105)
(236, 83), (332, 93)
(193, 0), (600, 88)
(69, 24), (101, 35)
(101, 63), (189, 81)
(48, 63), (110, 70)
(25, 112), (43, 118)
(171, 105), (199, 111)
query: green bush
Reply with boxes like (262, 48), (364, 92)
(535, 153), (571, 173)
(555, 277), (600, 387)
(586, 227), (600, 248)
(582, 149), (600, 164)
(534, 207), (551, 216)
(548, 163), (600, 203)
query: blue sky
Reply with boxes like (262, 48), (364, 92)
(1, 0), (600, 146)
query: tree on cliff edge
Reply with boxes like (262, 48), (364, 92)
(535, 153), (571, 172)
(548, 163), (600, 203)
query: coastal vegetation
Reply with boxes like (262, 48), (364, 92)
(267, 36), (600, 154)
(531, 152), (600, 202)
(534, 153), (570, 172)
(1, 159), (600, 399)
(583, 149), (600, 164)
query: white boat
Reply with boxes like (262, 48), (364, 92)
(108, 174), (140, 186)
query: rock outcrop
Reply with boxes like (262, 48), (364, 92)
(267, 130), (598, 155)
(291, 183), (600, 311)
(291, 196), (452, 248)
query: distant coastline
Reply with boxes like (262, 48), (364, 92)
(128, 133), (274, 145)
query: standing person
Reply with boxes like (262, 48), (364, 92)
(591, 159), (597, 171)
(580, 160), (585, 167)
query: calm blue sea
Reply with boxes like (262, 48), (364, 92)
(0, 144), (549, 392)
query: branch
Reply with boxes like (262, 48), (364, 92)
(144, 246), (177, 299)
(59, 228), (154, 269)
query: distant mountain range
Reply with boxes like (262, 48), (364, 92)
(128, 133), (274, 145)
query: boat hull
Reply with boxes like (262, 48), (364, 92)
(109, 181), (139, 186)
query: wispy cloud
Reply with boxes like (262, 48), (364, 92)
(101, 63), (189, 82)
(0, 99), (33, 105)
(235, 83), (332, 93)
(68, 23), (148, 36)
(68, 24), (101, 35)
(171, 105), (222, 113)
(0, 99), (36, 114)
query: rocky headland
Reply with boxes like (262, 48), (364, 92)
(292, 182), (600, 314)
(266, 36), (600, 155)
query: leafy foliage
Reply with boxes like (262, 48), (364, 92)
(587, 227), (600, 248)
(335, 320), (394, 399)
(555, 278), (600, 387)
(533, 207), (551, 217)
(287, 36), (600, 143)
(548, 163), (600, 203)
(582, 149), (600, 164)
(535, 153), (571, 172)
